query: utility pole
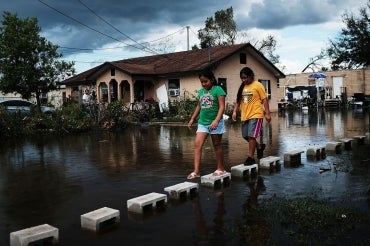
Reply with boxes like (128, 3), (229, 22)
(186, 26), (190, 51)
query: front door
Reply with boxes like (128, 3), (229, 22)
(333, 76), (343, 99)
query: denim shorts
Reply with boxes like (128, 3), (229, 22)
(197, 119), (226, 134)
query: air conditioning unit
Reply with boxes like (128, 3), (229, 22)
(168, 88), (180, 96)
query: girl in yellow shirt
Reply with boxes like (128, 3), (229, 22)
(232, 67), (271, 165)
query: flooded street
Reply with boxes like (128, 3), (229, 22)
(1, 109), (369, 245)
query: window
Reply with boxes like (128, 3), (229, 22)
(218, 78), (227, 94)
(111, 69), (115, 76)
(168, 79), (180, 97)
(259, 79), (271, 99)
(240, 53), (247, 64)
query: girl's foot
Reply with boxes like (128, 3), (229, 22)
(187, 172), (200, 179)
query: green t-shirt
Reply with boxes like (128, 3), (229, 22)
(197, 85), (226, 125)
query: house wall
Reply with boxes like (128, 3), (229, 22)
(167, 51), (281, 112)
(213, 52), (280, 112)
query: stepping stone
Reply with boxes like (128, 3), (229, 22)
(127, 192), (167, 214)
(340, 138), (353, 150)
(306, 145), (326, 160)
(201, 172), (231, 188)
(10, 224), (58, 246)
(81, 207), (120, 231)
(164, 182), (199, 199)
(231, 164), (258, 177)
(284, 150), (304, 166)
(326, 141), (342, 154)
(259, 156), (281, 169)
(353, 135), (366, 145)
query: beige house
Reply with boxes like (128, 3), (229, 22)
(278, 69), (370, 104)
(62, 43), (285, 112)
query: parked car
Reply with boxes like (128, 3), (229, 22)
(0, 99), (56, 114)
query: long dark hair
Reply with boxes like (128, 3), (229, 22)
(236, 67), (255, 102)
(199, 69), (217, 85)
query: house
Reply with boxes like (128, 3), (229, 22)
(61, 43), (285, 112)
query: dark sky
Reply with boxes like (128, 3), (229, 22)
(0, 0), (365, 73)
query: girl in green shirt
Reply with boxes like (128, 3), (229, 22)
(187, 69), (227, 179)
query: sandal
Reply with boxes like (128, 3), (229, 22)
(212, 170), (226, 176)
(187, 172), (200, 179)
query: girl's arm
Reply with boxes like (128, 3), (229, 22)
(210, 95), (225, 130)
(188, 102), (201, 128)
(232, 102), (240, 121)
(262, 98), (271, 123)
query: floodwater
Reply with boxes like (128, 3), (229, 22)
(0, 108), (369, 245)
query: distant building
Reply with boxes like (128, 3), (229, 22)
(278, 69), (370, 104)
(0, 85), (66, 108)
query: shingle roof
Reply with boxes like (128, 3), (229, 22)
(62, 43), (284, 85)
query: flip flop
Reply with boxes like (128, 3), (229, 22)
(212, 170), (226, 176)
(187, 172), (200, 179)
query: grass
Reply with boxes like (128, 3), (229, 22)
(234, 143), (370, 245)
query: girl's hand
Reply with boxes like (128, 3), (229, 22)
(210, 120), (218, 130)
(188, 118), (194, 129)
(232, 111), (237, 121)
(265, 113), (271, 123)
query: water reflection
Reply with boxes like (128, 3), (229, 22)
(0, 109), (369, 245)
(192, 192), (226, 245)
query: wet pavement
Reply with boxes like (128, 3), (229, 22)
(0, 108), (369, 245)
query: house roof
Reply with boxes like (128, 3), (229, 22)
(61, 43), (285, 85)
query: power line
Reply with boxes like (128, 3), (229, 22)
(38, 0), (156, 55)
(38, 0), (199, 67)
(77, 0), (155, 54)
(57, 26), (188, 53)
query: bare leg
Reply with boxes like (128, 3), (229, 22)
(211, 134), (225, 171)
(248, 137), (257, 158)
(192, 132), (208, 175)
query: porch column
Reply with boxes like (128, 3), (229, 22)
(130, 81), (135, 103)
(117, 81), (122, 100)
(107, 83), (111, 103)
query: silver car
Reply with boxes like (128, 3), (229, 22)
(0, 99), (56, 114)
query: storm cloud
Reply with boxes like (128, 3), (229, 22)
(0, 0), (364, 73)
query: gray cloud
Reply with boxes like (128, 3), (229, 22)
(239, 0), (352, 29)
(0, 0), (228, 50)
(0, 0), (362, 60)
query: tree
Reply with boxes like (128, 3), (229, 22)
(250, 35), (280, 65)
(0, 12), (75, 111)
(327, 1), (370, 70)
(301, 50), (328, 73)
(198, 7), (237, 48)
(198, 7), (280, 65)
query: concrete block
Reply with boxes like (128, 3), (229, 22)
(10, 224), (58, 246)
(81, 207), (120, 231)
(259, 156), (281, 169)
(201, 172), (231, 188)
(326, 141), (342, 154)
(353, 135), (366, 145)
(231, 164), (258, 177)
(306, 145), (326, 160)
(284, 150), (304, 166)
(127, 192), (167, 214)
(164, 182), (199, 199)
(340, 138), (353, 150)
